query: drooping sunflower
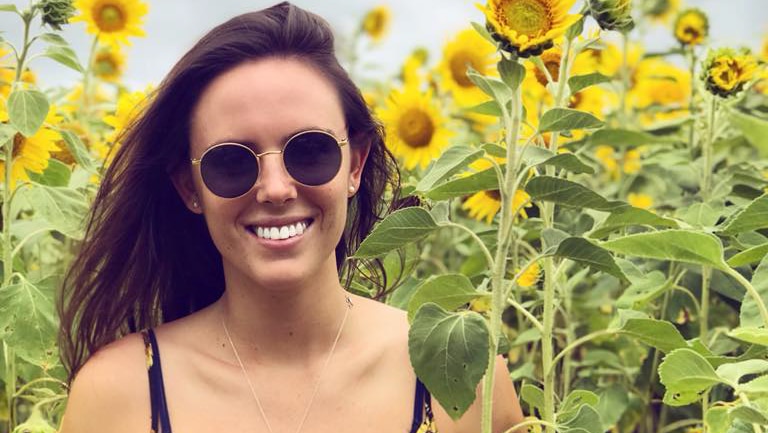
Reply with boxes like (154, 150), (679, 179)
(377, 86), (452, 171)
(642, 0), (680, 26)
(438, 28), (499, 106)
(72, 0), (148, 47)
(361, 5), (390, 43)
(0, 106), (63, 188)
(92, 45), (125, 82)
(478, 0), (582, 58)
(673, 8), (708, 47)
(701, 48), (758, 98)
(588, 0), (634, 33)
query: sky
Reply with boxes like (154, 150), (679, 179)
(1, 0), (767, 90)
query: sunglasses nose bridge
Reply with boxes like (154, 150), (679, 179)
(253, 149), (297, 203)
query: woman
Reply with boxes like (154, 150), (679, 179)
(57, 3), (524, 432)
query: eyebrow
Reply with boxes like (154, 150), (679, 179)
(204, 126), (343, 151)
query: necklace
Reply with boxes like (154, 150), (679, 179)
(221, 294), (354, 433)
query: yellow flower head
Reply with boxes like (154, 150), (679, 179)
(102, 86), (153, 164)
(73, 0), (149, 48)
(92, 45), (126, 82)
(361, 5), (390, 42)
(462, 187), (531, 224)
(702, 48), (758, 98)
(0, 106), (63, 189)
(516, 261), (540, 287)
(643, 0), (680, 26)
(401, 48), (428, 89)
(478, 0), (582, 58)
(438, 28), (500, 107)
(630, 59), (690, 122)
(533, 46), (562, 86)
(628, 192), (653, 209)
(377, 86), (453, 170)
(674, 8), (708, 46)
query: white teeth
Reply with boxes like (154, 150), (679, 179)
(251, 220), (309, 240)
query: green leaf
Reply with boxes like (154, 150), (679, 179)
(601, 230), (727, 270)
(596, 385), (630, 431)
(719, 193), (768, 235)
(568, 73), (612, 94)
(729, 110), (768, 157)
(27, 158), (71, 187)
(0, 123), (15, 148)
(740, 255), (768, 328)
(526, 176), (624, 211)
(0, 277), (58, 367)
(616, 271), (671, 309)
(21, 184), (88, 239)
(705, 406), (730, 433)
(409, 303), (490, 420)
(481, 143), (506, 158)
(355, 208), (438, 258)
(659, 348), (722, 406)
(565, 15), (585, 40)
(728, 243), (768, 267)
(618, 318), (688, 353)
(588, 128), (676, 148)
(0, 4), (19, 13)
(558, 390), (600, 423)
(426, 167), (499, 201)
(538, 153), (595, 174)
(498, 58), (525, 92)
(677, 202), (722, 229)
(589, 206), (679, 238)
(415, 146), (484, 192)
(38, 32), (69, 46)
(464, 100), (502, 117)
(467, 67), (511, 105)
(60, 130), (97, 173)
(471, 21), (495, 45)
(407, 274), (482, 321)
(716, 359), (768, 387)
(539, 108), (604, 133)
(553, 237), (627, 281)
(559, 404), (604, 433)
(42, 45), (84, 73)
(728, 327), (768, 347)
(8, 89), (49, 137)
(520, 384), (545, 413)
(738, 375), (768, 397)
(730, 404), (768, 424)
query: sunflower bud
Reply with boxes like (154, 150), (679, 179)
(701, 48), (758, 98)
(674, 8), (708, 46)
(588, 0), (635, 33)
(37, 0), (75, 30)
(360, 5), (390, 43)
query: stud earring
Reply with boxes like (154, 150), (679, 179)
(349, 186), (355, 193)
(192, 196), (200, 209)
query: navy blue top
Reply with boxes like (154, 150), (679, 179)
(141, 328), (436, 433)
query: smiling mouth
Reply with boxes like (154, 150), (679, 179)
(246, 218), (314, 240)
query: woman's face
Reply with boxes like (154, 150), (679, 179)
(175, 57), (368, 291)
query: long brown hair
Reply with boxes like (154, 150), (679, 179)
(57, 2), (403, 386)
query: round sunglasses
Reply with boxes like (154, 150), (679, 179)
(191, 130), (348, 199)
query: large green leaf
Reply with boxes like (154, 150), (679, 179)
(728, 243), (768, 267)
(498, 58), (525, 92)
(618, 318), (688, 353)
(601, 230), (727, 270)
(659, 348), (722, 406)
(589, 206), (679, 239)
(8, 89), (49, 137)
(729, 110), (768, 157)
(537, 153), (595, 174)
(42, 45), (84, 73)
(588, 128), (676, 148)
(616, 271), (670, 309)
(716, 359), (768, 387)
(407, 274), (482, 321)
(705, 407), (730, 433)
(415, 146), (484, 193)
(539, 108), (604, 133)
(520, 384), (545, 414)
(525, 176), (624, 211)
(553, 237), (627, 281)
(558, 404), (604, 433)
(27, 158), (71, 187)
(728, 327), (768, 347)
(738, 375), (768, 397)
(740, 255), (768, 328)
(558, 389), (600, 424)
(60, 130), (97, 173)
(0, 277), (58, 367)
(355, 208), (438, 258)
(719, 194), (768, 235)
(568, 73), (612, 94)
(22, 184), (88, 239)
(426, 167), (499, 201)
(409, 303), (490, 420)
(467, 67), (511, 105)
(0, 123), (15, 148)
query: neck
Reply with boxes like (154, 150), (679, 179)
(213, 261), (353, 366)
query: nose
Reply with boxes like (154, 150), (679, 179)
(253, 152), (297, 204)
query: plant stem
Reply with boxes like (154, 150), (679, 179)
(701, 95), (717, 201)
(441, 222), (495, 269)
(548, 329), (615, 374)
(687, 47), (698, 159)
(724, 266), (768, 327)
(700, 266), (711, 341)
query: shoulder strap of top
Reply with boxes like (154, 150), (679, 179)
(411, 378), (437, 433)
(141, 328), (173, 433)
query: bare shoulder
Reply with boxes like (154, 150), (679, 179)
(58, 332), (150, 433)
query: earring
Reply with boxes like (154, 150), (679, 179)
(192, 196), (200, 209)
(349, 186), (355, 193)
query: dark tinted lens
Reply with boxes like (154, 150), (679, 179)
(200, 144), (258, 198)
(284, 132), (342, 186)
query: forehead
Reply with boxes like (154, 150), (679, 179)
(189, 57), (345, 151)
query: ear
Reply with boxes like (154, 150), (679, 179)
(348, 142), (370, 192)
(170, 166), (203, 214)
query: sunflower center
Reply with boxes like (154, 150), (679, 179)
(449, 51), (482, 87)
(12, 133), (25, 159)
(95, 3), (126, 32)
(501, 0), (552, 37)
(398, 109), (435, 148)
(94, 53), (118, 77)
(484, 190), (502, 201)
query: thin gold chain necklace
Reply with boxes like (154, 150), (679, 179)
(221, 294), (354, 433)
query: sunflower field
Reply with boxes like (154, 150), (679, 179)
(1, 0), (768, 432)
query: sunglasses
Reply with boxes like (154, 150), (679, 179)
(191, 130), (348, 199)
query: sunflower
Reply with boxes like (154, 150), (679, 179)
(401, 48), (428, 89)
(643, 0), (680, 26)
(630, 58), (690, 123)
(72, 0), (148, 47)
(628, 192), (653, 209)
(588, 0), (634, 33)
(438, 28), (499, 106)
(516, 262), (540, 287)
(674, 8), (708, 47)
(462, 189), (531, 223)
(100, 86), (152, 164)
(92, 45), (125, 82)
(478, 0), (582, 58)
(0, 106), (63, 189)
(702, 48), (758, 98)
(594, 145), (642, 179)
(532, 46), (562, 87)
(361, 5), (390, 42)
(377, 85), (452, 171)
